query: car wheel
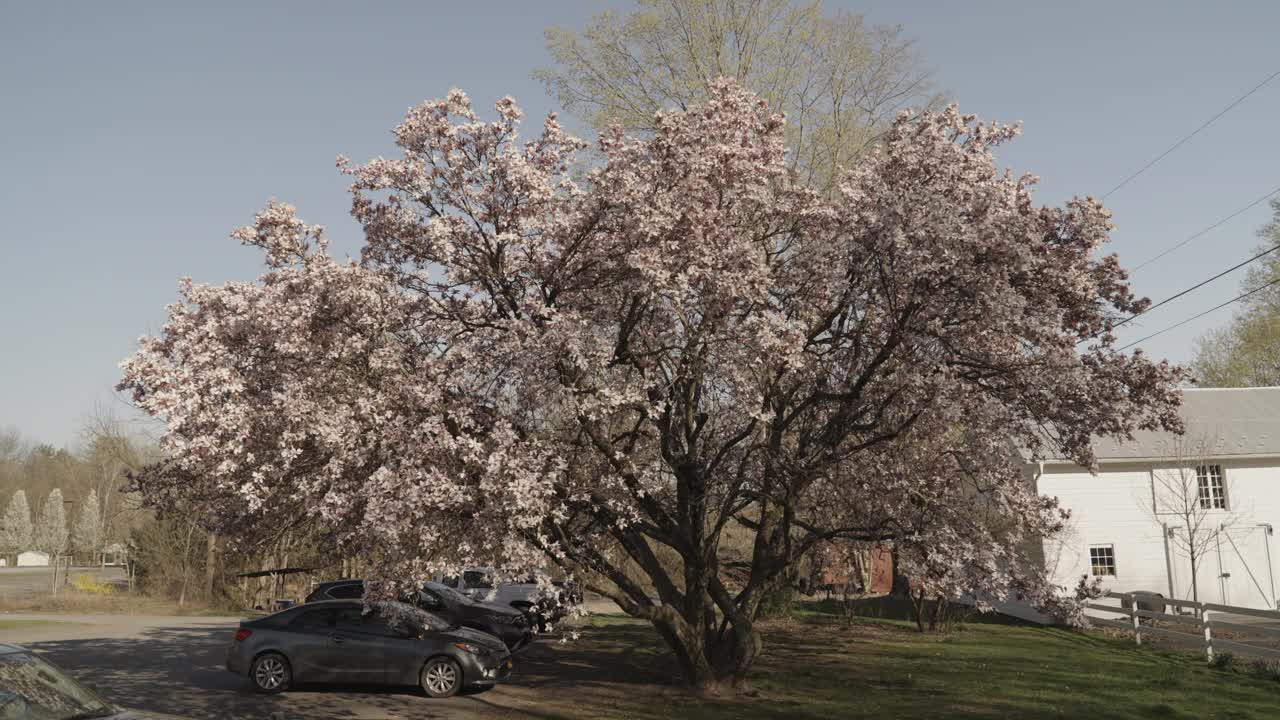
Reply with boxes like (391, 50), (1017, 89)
(421, 657), (461, 698)
(251, 652), (291, 694)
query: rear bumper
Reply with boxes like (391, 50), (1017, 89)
(225, 645), (246, 675)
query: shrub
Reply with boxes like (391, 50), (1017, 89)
(70, 574), (115, 595)
(1249, 658), (1280, 681)
(1209, 651), (1235, 670)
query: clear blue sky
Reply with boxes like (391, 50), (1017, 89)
(2, 1), (1278, 448)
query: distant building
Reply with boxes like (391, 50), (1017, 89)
(16, 551), (49, 567)
(102, 543), (127, 566)
(809, 541), (893, 595)
(1030, 387), (1280, 611)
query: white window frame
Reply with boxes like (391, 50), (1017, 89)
(1196, 464), (1228, 511)
(1089, 544), (1117, 577)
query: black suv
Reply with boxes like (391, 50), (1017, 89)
(305, 579), (532, 651)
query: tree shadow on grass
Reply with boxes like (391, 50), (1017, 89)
(799, 595), (1040, 628)
(513, 621), (684, 689)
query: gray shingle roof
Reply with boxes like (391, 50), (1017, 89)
(1047, 387), (1280, 463)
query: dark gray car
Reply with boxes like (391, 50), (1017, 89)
(224, 600), (512, 698)
(304, 579), (533, 651)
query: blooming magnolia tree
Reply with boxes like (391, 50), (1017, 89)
(120, 80), (1185, 691)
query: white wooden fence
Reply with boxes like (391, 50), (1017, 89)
(1084, 591), (1280, 661)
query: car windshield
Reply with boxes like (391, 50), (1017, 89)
(0, 651), (114, 720)
(373, 601), (456, 632)
(423, 582), (474, 606)
(462, 570), (493, 588)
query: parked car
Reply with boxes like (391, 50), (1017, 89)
(440, 568), (581, 626)
(0, 642), (185, 719)
(304, 579), (533, 651)
(225, 599), (512, 698)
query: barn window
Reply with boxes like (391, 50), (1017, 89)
(1089, 545), (1116, 576)
(1196, 465), (1227, 510)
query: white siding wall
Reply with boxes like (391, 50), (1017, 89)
(1039, 466), (1171, 597)
(1037, 459), (1280, 609)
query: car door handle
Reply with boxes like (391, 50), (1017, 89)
(329, 634), (345, 644)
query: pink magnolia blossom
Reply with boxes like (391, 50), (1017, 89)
(119, 79), (1185, 689)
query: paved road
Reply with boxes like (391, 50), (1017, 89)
(0, 602), (630, 720)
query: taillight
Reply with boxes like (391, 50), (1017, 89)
(234, 628), (253, 642)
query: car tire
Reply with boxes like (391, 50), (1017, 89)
(421, 657), (462, 698)
(250, 652), (291, 694)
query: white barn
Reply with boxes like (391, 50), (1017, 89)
(1032, 387), (1280, 611)
(16, 551), (49, 567)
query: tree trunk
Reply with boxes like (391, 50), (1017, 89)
(890, 548), (910, 596)
(205, 533), (218, 601)
(177, 522), (196, 608)
(929, 596), (948, 632)
(1189, 549), (1200, 618)
(650, 611), (763, 694)
(910, 588), (927, 632)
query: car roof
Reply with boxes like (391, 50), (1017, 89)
(297, 599), (362, 607)
(315, 578), (362, 587)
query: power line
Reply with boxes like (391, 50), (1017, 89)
(1117, 276), (1280, 351)
(1110, 244), (1280, 332)
(1132, 185), (1280, 271)
(1100, 69), (1280, 200)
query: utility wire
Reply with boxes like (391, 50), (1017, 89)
(1110, 244), (1280, 332)
(1132, 185), (1280, 271)
(1101, 70), (1280, 200)
(1118, 276), (1280, 351)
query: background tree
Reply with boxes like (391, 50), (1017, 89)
(34, 488), (70, 593)
(34, 488), (69, 560)
(0, 428), (28, 492)
(21, 445), (77, 505)
(1194, 198), (1280, 386)
(119, 82), (1185, 692)
(539, 0), (936, 191)
(73, 488), (103, 563)
(0, 490), (33, 559)
(79, 410), (154, 551)
(1146, 434), (1240, 608)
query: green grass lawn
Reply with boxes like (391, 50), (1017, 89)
(531, 600), (1279, 720)
(0, 619), (64, 631)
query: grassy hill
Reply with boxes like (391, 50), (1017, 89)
(509, 599), (1279, 719)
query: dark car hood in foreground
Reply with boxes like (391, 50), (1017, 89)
(471, 600), (523, 616)
(105, 709), (191, 719)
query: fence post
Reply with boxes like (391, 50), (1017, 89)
(1132, 604), (1142, 645)
(1202, 609), (1213, 662)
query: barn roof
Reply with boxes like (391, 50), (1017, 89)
(1043, 386), (1280, 464)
